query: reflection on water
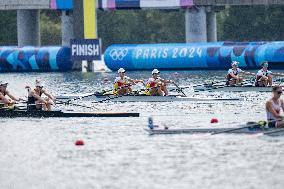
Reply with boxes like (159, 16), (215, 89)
(0, 71), (284, 189)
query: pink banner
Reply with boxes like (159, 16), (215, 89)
(180, 0), (194, 8)
(50, 0), (57, 9)
(107, 0), (116, 10)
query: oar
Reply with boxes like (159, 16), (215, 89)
(90, 81), (147, 103)
(262, 128), (284, 136)
(65, 91), (105, 103)
(56, 100), (97, 110)
(65, 83), (140, 103)
(211, 121), (265, 135)
(211, 118), (284, 135)
(172, 82), (187, 96)
(263, 128), (284, 135)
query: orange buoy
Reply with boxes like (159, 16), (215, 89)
(210, 118), (218, 123)
(75, 140), (84, 146)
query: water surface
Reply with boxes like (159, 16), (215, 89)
(0, 71), (283, 189)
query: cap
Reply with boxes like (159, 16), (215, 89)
(152, 69), (160, 74)
(118, 68), (126, 73)
(261, 61), (269, 67)
(231, 61), (239, 66)
(0, 81), (8, 86)
(35, 80), (44, 87)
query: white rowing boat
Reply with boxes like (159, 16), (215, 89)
(145, 127), (282, 135)
(56, 93), (242, 102)
(145, 118), (284, 136)
(193, 85), (279, 92)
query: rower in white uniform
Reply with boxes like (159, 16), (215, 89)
(266, 86), (284, 128)
(0, 81), (22, 107)
(145, 69), (173, 96)
(255, 61), (273, 87)
(255, 61), (284, 87)
(26, 79), (55, 111)
(113, 68), (143, 95)
(226, 61), (255, 86)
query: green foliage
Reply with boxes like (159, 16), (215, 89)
(0, 6), (284, 47)
(219, 5), (284, 41)
(40, 10), (61, 45)
(97, 9), (185, 49)
(0, 11), (17, 45)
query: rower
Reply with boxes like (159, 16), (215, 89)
(26, 80), (55, 111)
(113, 68), (143, 95)
(255, 61), (273, 87)
(0, 81), (22, 107)
(226, 61), (255, 86)
(255, 61), (284, 87)
(266, 86), (284, 128)
(145, 69), (173, 96)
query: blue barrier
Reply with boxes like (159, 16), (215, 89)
(104, 41), (284, 70)
(0, 46), (72, 72)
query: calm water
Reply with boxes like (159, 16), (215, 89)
(0, 71), (284, 189)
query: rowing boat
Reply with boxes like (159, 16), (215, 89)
(145, 125), (284, 136)
(145, 127), (280, 135)
(145, 117), (284, 136)
(56, 94), (242, 102)
(193, 85), (278, 92)
(0, 109), (139, 118)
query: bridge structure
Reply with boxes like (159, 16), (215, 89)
(0, 0), (283, 47)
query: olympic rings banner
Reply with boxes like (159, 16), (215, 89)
(104, 41), (284, 71)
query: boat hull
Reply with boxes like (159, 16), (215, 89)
(0, 110), (139, 118)
(194, 86), (275, 92)
(56, 94), (242, 102)
(145, 127), (281, 135)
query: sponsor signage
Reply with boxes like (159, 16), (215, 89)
(71, 39), (101, 61)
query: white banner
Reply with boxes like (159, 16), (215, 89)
(140, 0), (180, 8)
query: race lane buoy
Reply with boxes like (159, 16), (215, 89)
(75, 140), (85, 146)
(210, 118), (218, 124)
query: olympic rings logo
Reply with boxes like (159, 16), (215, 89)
(109, 48), (128, 61)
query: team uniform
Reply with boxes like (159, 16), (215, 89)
(226, 68), (243, 85)
(145, 77), (162, 96)
(0, 90), (6, 98)
(255, 69), (272, 87)
(113, 76), (131, 95)
(27, 88), (44, 111)
(0, 90), (7, 107)
(266, 99), (282, 128)
(0, 83), (19, 108)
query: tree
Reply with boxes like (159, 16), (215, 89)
(219, 5), (284, 41)
(0, 11), (17, 45)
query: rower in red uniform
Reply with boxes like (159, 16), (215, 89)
(145, 69), (173, 96)
(0, 81), (22, 107)
(226, 61), (255, 86)
(113, 68), (143, 95)
(26, 79), (55, 111)
(266, 86), (284, 128)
